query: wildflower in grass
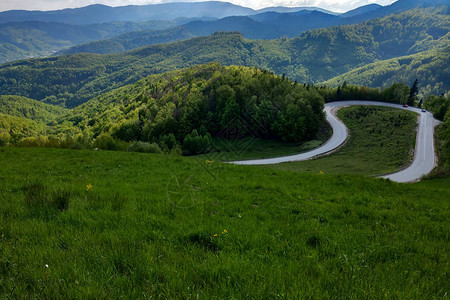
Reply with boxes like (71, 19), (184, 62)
(206, 160), (214, 164)
(214, 233), (218, 237)
(86, 184), (93, 191)
(319, 171), (324, 175)
(44, 264), (49, 269)
(222, 229), (227, 235)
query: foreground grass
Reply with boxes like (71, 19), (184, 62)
(268, 106), (418, 176)
(0, 147), (448, 298)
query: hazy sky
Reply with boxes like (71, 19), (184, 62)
(0, 0), (397, 13)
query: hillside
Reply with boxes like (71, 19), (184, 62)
(0, 113), (48, 145)
(0, 64), (326, 151)
(285, 7), (450, 82)
(58, 26), (196, 55)
(323, 47), (450, 96)
(0, 33), (284, 107)
(0, 95), (67, 122)
(0, 7), (447, 108)
(0, 95), (73, 145)
(341, 0), (449, 24)
(340, 4), (382, 18)
(65, 63), (325, 147)
(0, 19), (202, 64)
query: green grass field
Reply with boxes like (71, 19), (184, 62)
(268, 106), (418, 176)
(197, 122), (332, 162)
(0, 146), (448, 298)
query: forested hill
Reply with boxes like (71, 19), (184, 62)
(0, 95), (67, 122)
(343, 0), (449, 25)
(0, 64), (327, 150)
(64, 63), (325, 147)
(323, 47), (450, 96)
(0, 7), (448, 108)
(0, 95), (69, 145)
(284, 7), (449, 81)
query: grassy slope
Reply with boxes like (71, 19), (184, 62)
(0, 146), (448, 298)
(267, 106), (418, 176)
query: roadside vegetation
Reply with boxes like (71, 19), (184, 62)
(423, 93), (450, 176)
(267, 106), (418, 176)
(197, 122), (332, 161)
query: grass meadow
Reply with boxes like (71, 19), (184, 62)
(0, 146), (448, 298)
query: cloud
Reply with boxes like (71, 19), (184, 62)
(0, 0), (397, 13)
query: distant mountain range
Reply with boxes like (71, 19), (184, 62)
(0, 0), (448, 109)
(0, 0), (448, 63)
(57, 0), (449, 57)
(0, 5), (447, 108)
(0, 18), (214, 63)
(0, 2), (335, 25)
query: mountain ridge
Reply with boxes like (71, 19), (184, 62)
(56, 0), (449, 57)
(0, 4), (448, 108)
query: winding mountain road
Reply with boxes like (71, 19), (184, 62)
(231, 101), (441, 183)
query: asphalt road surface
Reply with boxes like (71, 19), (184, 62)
(231, 101), (440, 183)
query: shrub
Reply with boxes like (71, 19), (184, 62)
(182, 129), (212, 156)
(94, 134), (129, 151)
(16, 136), (48, 147)
(0, 132), (9, 146)
(127, 141), (162, 153)
(160, 133), (178, 150)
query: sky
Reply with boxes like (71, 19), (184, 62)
(0, 0), (398, 13)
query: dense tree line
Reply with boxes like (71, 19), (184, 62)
(423, 93), (450, 175)
(101, 64), (325, 153)
(315, 80), (419, 105)
(424, 94), (450, 120)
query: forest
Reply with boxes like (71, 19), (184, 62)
(0, 7), (448, 108)
(63, 64), (326, 154)
(2, 63), (445, 157)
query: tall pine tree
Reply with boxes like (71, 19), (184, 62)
(407, 79), (419, 106)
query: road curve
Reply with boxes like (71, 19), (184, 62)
(230, 101), (441, 183)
